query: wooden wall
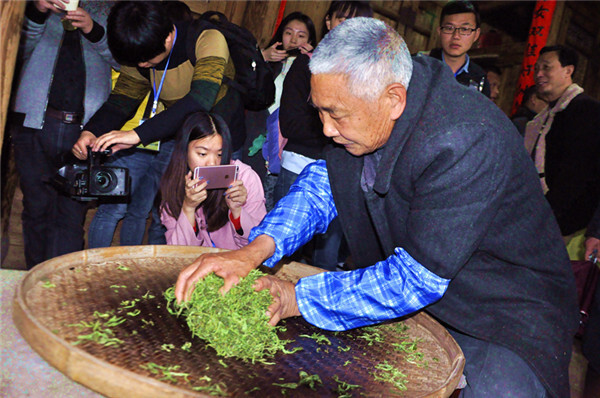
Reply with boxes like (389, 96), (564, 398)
(1, 1), (25, 260)
(0, 1), (25, 150)
(182, 1), (445, 53)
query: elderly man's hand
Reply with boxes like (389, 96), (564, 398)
(175, 235), (277, 303)
(254, 275), (301, 326)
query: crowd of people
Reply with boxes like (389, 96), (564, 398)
(10, 0), (600, 397)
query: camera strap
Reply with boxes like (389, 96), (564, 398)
(150, 27), (178, 118)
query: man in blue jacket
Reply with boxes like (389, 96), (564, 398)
(175, 18), (578, 398)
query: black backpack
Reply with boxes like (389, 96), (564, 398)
(186, 11), (276, 111)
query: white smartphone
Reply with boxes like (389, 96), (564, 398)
(193, 165), (238, 190)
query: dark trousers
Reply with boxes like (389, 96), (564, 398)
(583, 283), (600, 371)
(448, 329), (548, 397)
(274, 166), (345, 271)
(12, 116), (88, 269)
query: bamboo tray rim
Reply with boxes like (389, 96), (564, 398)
(13, 245), (464, 397)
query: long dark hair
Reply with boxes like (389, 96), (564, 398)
(322, 1), (373, 38)
(160, 112), (233, 232)
(267, 11), (317, 49)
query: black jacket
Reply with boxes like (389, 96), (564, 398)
(544, 93), (600, 235)
(326, 56), (578, 398)
(429, 48), (491, 98)
(279, 54), (328, 160)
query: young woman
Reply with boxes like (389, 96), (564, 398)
(246, 12), (317, 211)
(160, 112), (266, 249)
(261, 11), (316, 64)
(277, 1), (373, 204)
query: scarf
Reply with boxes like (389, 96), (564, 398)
(523, 83), (583, 194)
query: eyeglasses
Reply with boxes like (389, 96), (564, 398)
(440, 25), (477, 36)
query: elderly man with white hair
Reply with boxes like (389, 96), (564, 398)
(175, 18), (578, 398)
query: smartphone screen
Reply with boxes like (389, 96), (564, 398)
(193, 165), (238, 190)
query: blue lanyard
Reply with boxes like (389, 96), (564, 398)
(206, 230), (217, 248)
(151, 27), (177, 117)
(201, 209), (217, 248)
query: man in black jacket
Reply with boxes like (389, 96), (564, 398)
(524, 45), (600, 242)
(175, 18), (578, 398)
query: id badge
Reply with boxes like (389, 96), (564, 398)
(136, 118), (161, 151)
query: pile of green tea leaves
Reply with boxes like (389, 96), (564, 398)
(164, 270), (294, 363)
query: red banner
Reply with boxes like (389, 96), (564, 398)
(510, 0), (556, 116)
(273, 0), (288, 37)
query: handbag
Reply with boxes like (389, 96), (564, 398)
(572, 259), (600, 338)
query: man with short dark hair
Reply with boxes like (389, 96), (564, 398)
(485, 65), (501, 104)
(511, 85), (548, 136)
(428, 0), (490, 98)
(525, 45), (600, 243)
(176, 18), (578, 398)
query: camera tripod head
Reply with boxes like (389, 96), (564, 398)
(86, 146), (112, 166)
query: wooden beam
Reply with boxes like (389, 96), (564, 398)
(0, 0), (26, 151)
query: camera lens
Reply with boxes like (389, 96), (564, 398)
(92, 169), (116, 193)
(96, 172), (110, 187)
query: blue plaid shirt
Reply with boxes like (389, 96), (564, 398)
(249, 160), (450, 331)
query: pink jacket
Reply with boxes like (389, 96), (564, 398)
(161, 160), (266, 250)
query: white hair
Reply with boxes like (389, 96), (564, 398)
(310, 17), (413, 102)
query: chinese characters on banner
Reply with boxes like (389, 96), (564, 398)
(510, 0), (556, 116)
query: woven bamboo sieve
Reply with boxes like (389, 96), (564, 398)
(13, 245), (464, 397)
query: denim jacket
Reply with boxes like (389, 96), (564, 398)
(12, 1), (118, 129)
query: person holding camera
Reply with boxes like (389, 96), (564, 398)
(11, 0), (117, 268)
(160, 112), (266, 249)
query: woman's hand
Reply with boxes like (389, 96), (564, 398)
(183, 171), (208, 207)
(224, 180), (247, 219)
(91, 130), (141, 154)
(261, 42), (288, 62)
(182, 171), (208, 228)
(298, 42), (314, 55)
(33, 0), (66, 13)
(64, 7), (93, 34)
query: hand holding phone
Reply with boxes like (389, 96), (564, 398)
(223, 179), (247, 219)
(193, 165), (238, 190)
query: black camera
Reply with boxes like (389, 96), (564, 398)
(52, 148), (130, 201)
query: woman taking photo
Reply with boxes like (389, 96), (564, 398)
(246, 12), (317, 210)
(160, 112), (266, 249)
